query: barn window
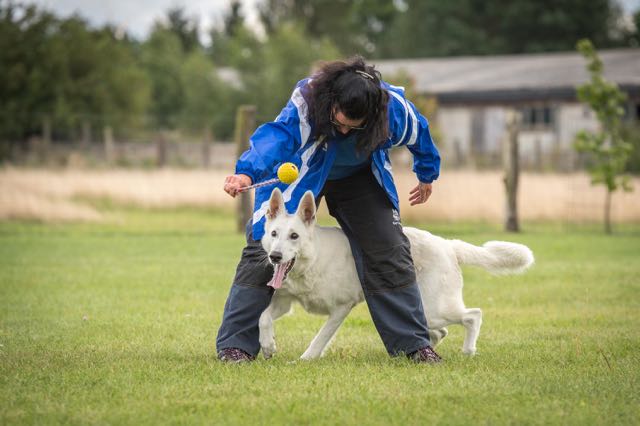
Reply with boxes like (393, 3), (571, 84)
(520, 105), (555, 129)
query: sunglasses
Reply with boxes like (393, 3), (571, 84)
(330, 112), (367, 131)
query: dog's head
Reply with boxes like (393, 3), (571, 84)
(261, 188), (316, 289)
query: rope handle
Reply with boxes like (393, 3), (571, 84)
(237, 178), (280, 193)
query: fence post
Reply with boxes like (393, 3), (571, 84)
(534, 138), (543, 171)
(156, 131), (167, 167)
(103, 125), (115, 166)
(81, 120), (91, 149)
(42, 116), (51, 147)
(235, 105), (256, 232)
(202, 126), (212, 169)
(503, 110), (521, 232)
(40, 116), (52, 163)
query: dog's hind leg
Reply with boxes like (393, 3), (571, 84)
(461, 308), (482, 355)
(300, 305), (352, 360)
(259, 294), (292, 359)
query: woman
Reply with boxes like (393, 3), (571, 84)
(217, 56), (442, 363)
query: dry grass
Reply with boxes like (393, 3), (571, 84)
(0, 168), (231, 222)
(1, 167), (639, 223)
(395, 170), (640, 223)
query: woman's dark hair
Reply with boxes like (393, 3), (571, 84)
(306, 56), (389, 153)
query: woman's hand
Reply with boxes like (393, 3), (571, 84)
(224, 174), (252, 197)
(409, 182), (433, 206)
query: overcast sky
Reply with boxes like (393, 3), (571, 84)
(24, 0), (640, 44)
(26, 0), (262, 43)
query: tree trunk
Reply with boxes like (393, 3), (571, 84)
(235, 106), (256, 232)
(503, 110), (521, 233)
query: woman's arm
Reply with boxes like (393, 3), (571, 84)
(234, 79), (311, 185)
(386, 84), (440, 205)
(386, 85), (441, 184)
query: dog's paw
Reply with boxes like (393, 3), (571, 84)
(261, 341), (277, 359)
(462, 347), (477, 356)
(299, 351), (322, 361)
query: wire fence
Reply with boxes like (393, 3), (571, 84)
(0, 109), (592, 172)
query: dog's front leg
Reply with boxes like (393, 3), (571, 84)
(259, 294), (292, 359)
(300, 305), (352, 360)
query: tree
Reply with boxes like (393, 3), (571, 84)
(573, 39), (633, 234)
(179, 49), (238, 139)
(377, 0), (629, 58)
(222, 0), (244, 37)
(165, 7), (200, 53)
(0, 2), (149, 149)
(209, 2), (342, 134)
(240, 23), (340, 121)
(209, 1), (261, 68)
(257, 0), (398, 57)
(141, 26), (185, 129)
(91, 29), (150, 133)
(0, 3), (58, 144)
(253, 0), (633, 59)
(49, 18), (150, 135)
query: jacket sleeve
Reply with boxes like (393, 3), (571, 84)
(235, 80), (311, 183)
(387, 87), (441, 183)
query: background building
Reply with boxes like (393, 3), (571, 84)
(375, 49), (640, 170)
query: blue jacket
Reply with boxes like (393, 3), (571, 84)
(236, 78), (440, 240)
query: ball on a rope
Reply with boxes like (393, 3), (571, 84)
(277, 162), (299, 184)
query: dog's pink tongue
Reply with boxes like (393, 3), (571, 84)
(267, 262), (288, 289)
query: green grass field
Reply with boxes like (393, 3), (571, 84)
(1, 208), (639, 425)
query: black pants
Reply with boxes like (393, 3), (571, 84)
(216, 168), (431, 356)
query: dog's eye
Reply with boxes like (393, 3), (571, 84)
(271, 230), (277, 237)
(290, 233), (299, 240)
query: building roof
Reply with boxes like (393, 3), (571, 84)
(373, 49), (640, 104)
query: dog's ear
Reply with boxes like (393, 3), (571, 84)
(296, 191), (316, 226)
(267, 188), (285, 220)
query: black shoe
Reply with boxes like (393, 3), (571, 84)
(218, 348), (255, 363)
(409, 346), (443, 363)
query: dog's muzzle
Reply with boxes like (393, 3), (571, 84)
(267, 255), (295, 289)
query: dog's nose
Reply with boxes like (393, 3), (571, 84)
(269, 251), (283, 264)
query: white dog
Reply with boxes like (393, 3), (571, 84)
(259, 188), (534, 360)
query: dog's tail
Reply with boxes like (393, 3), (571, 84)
(450, 240), (534, 274)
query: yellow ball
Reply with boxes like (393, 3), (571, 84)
(277, 162), (299, 184)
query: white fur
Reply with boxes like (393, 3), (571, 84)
(260, 189), (534, 360)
